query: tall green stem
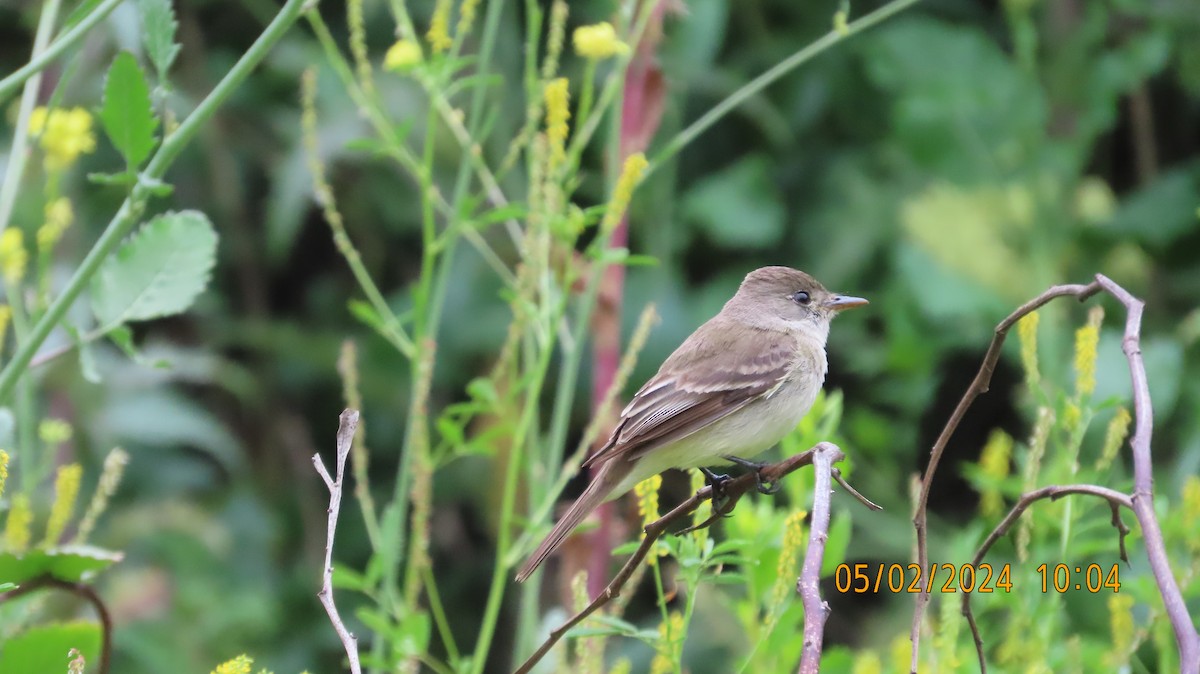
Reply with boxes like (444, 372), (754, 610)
(0, 0), (314, 403)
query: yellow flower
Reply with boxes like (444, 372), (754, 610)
(1182, 476), (1200, 549)
(1107, 593), (1135, 667)
(1074, 306), (1103, 399)
(384, 40), (423, 71)
(573, 22), (630, 60)
(28, 107), (96, 171)
(979, 430), (1012, 519)
(0, 228), (28, 286)
(38, 418), (73, 445)
(1096, 407), (1131, 471)
(43, 463), (82, 546)
(634, 473), (661, 526)
(851, 651), (882, 674)
(457, 0), (481, 39)
(649, 612), (684, 674)
(770, 509), (807, 609)
(38, 198), (74, 252)
(4, 493), (33, 553)
(543, 78), (570, 171)
(601, 153), (649, 234)
(427, 0), (453, 53)
(0, 450), (8, 501)
(211, 655), (254, 674)
(1016, 311), (1039, 389)
(75, 447), (130, 544)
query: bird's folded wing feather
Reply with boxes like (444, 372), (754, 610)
(584, 324), (796, 467)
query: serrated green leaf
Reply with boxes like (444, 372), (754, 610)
(0, 545), (124, 585)
(100, 52), (158, 167)
(136, 0), (180, 79)
(89, 210), (217, 330)
(0, 622), (101, 674)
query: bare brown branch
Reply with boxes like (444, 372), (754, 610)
(909, 281), (1101, 672)
(0, 576), (113, 674)
(796, 443), (845, 674)
(961, 484), (1134, 673)
(313, 408), (362, 674)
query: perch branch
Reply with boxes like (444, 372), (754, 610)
(908, 280), (1101, 671)
(796, 443), (845, 674)
(313, 409), (362, 674)
(515, 444), (875, 674)
(0, 576), (113, 674)
(961, 484), (1133, 673)
(1094, 274), (1200, 672)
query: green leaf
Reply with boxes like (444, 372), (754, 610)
(136, 0), (180, 79)
(0, 622), (101, 674)
(89, 210), (218, 330)
(0, 545), (124, 585)
(100, 51), (158, 167)
(682, 154), (785, 249)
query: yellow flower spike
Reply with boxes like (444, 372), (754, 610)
(457, 0), (481, 39)
(0, 228), (28, 287)
(601, 153), (649, 235)
(979, 429), (1012, 519)
(1016, 311), (1039, 389)
(43, 463), (82, 546)
(427, 0), (453, 53)
(38, 418), (73, 445)
(608, 659), (632, 674)
(1096, 407), (1131, 472)
(38, 197), (74, 252)
(1182, 476), (1200, 552)
(211, 655), (254, 674)
(1074, 306), (1103, 399)
(634, 474), (661, 524)
(543, 78), (570, 171)
(4, 493), (33, 553)
(28, 107), (97, 171)
(934, 588), (962, 669)
(0, 450), (8, 501)
(573, 22), (630, 60)
(384, 40), (423, 71)
(0, 304), (9, 354)
(769, 509), (807, 610)
(1107, 593), (1135, 667)
(75, 447), (130, 544)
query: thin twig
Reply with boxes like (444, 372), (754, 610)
(796, 443), (844, 674)
(313, 409), (362, 674)
(1095, 274), (1200, 672)
(909, 281), (1101, 672)
(961, 484), (1133, 673)
(514, 446), (853, 674)
(0, 576), (113, 674)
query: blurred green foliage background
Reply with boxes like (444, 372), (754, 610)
(1, 0), (1198, 671)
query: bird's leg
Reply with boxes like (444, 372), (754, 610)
(699, 467), (735, 514)
(722, 455), (781, 495)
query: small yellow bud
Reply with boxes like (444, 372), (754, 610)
(38, 197), (74, 252)
(601, 153), (649, 234)
(38, 418), (73, 445)
(43, 463), (82, 546)
(0, 228), (28, 287)
(427, 0), (453, 53)
(1107, 593), (1135, 666)
(4, 493), (33, 553)
(211, 655), (254, 674)
(608, 659), (632, 674)
(0, 450), (8, 501)
(833, 9), (850, 36)
(573, 22), (630, 60)
(0, 305), (10, 354)
(457, 0), (481, 38)
(1182, 476), (1200, 543)
(634, 474), (661, 527)
(771, 509), (807, 608)
(1016, 311), (1039, 388)
(851, 651), (883, 674)
(1096, 407), (1131, 472)
(384, 40), (423, 71)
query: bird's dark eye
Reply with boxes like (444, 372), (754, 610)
(792, 291), (810, 305)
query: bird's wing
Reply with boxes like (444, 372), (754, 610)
(583, 323), (796, 467)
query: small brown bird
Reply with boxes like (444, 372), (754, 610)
(516, 267), (866, 582)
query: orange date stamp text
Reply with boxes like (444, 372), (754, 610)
(833, 562), (1013, 594)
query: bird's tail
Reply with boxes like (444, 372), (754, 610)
(515, 459), (628, 583)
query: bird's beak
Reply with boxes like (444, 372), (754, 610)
(824, 295), (869, 311)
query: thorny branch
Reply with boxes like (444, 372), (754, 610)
(961, 485), (1133, 673)
(909, 275), (1200, 673)
(313, 408), (363, 674)
(514, 442), (879, 674)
